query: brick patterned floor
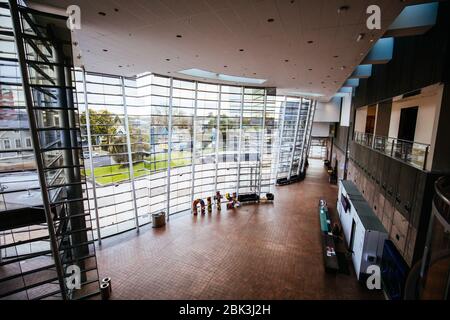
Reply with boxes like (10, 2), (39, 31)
(94, 160), (382, 299)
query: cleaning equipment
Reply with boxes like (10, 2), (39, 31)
(192, 199), (206, 215)
(214, 191), (223, 211)
(206, 197), (212, 214)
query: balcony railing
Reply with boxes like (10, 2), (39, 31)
(354, 131), (430, 170)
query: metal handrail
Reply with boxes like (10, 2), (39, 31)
(353, 131), (430, 170)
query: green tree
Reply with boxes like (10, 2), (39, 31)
(80, 109), (120, 148)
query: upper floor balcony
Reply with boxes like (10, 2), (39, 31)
(354, 131), (430, 171)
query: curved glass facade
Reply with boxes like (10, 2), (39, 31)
(74, 71), (316, 239)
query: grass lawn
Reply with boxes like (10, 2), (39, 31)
(83, 151), (192, 185)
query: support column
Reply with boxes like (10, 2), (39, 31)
(166, 77), (174, 221)
(190, 81), (198, 211)
(274, 96), (287, 181)
(257, 91), (267, 197)
(82, 69), (101, 243)
(236, 86), (244, 196)
(214, 85), (222, 195)
(121, 76), (139, 232)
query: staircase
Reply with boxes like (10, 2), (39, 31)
(0, 0), (100, 300)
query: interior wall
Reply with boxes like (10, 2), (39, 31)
(314, 96), (341, 122)
(374, 100), (392, 137)
(340, 93), (352, 127)
(311, 122), (330, 137)
(388, 83), (443, 144)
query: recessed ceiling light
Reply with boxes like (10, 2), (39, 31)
(267, 18), (275, 22)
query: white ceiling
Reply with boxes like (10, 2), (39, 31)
(30, 0), (420, 101)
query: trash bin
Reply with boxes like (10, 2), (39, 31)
(152, 212), (166, 228)
(100, 282), (110, 300)
(102, 277), (112, 293)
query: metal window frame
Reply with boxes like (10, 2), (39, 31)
(257, 90), (267, 197)
(214, 84), (222, 195)
(275, 96), (287, 181)
(121, 76), (140, 232)
(81, 68), (101, 243)
(236, 86), (245, 196)
(190, 81), (198, 210)
(166, 77), (174, 220)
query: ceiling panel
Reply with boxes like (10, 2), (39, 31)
(28, 0), (425, 101)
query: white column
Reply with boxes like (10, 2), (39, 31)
(190, 81), (198, 211)
(82, 69), (101, 243)
(236, 86), (245, 196)
(257, 91), (267, 197)
(121, 76), (140, 232)
(214, 85), (222, 195)
(166, 77), (174, 221)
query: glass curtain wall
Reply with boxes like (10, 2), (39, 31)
(76, 71), (137, 238)
(77, 70), (314, 240)
(238, 88), (265, 195)
(193, 81), (219, 200)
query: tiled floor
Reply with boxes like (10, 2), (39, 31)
(94, 159), (382, 299)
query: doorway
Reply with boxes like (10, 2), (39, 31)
(398, 106), (418, 141)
